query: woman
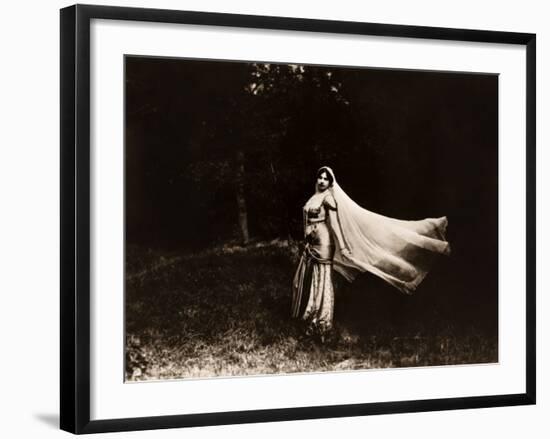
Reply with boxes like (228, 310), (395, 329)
(291, 166), (451, 333)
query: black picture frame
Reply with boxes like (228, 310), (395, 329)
(60, 4), (536, 434)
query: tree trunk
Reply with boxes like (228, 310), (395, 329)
(235, 149), (250, 245)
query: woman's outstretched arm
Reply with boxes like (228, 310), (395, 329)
(324, 194), (350, 256)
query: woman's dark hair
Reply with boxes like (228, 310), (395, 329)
(316, 168), (334, 186)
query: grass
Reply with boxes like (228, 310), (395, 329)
(125, 240), (497, 381)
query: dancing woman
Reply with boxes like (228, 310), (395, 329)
(291, 166), (451, 333)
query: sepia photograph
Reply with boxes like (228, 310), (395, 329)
(124, 55), (498, 382)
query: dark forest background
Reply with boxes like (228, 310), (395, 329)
(124, 56), (498, 379)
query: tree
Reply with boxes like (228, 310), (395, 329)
(126, 57), (357, 248)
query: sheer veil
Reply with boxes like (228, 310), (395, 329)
(319, 166), (451, 294)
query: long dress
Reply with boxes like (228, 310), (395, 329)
(291, 192), (338, 332)
(291, 166), (451, 331)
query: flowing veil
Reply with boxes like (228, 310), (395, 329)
(320, 166), (451, 294)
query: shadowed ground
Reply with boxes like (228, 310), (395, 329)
(125, 242), (497, 381)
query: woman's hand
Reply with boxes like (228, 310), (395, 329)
(341, 248), (352, 259)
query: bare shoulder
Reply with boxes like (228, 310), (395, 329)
(323, 193), (337, 210)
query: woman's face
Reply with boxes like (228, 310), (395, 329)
(317, 171), (331, 192)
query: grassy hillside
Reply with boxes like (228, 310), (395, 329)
(125, 241), (497, 381)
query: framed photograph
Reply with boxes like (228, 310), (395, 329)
(60, 4), (536, 434)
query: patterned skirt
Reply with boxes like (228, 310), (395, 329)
(291, 243), (335, 332)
